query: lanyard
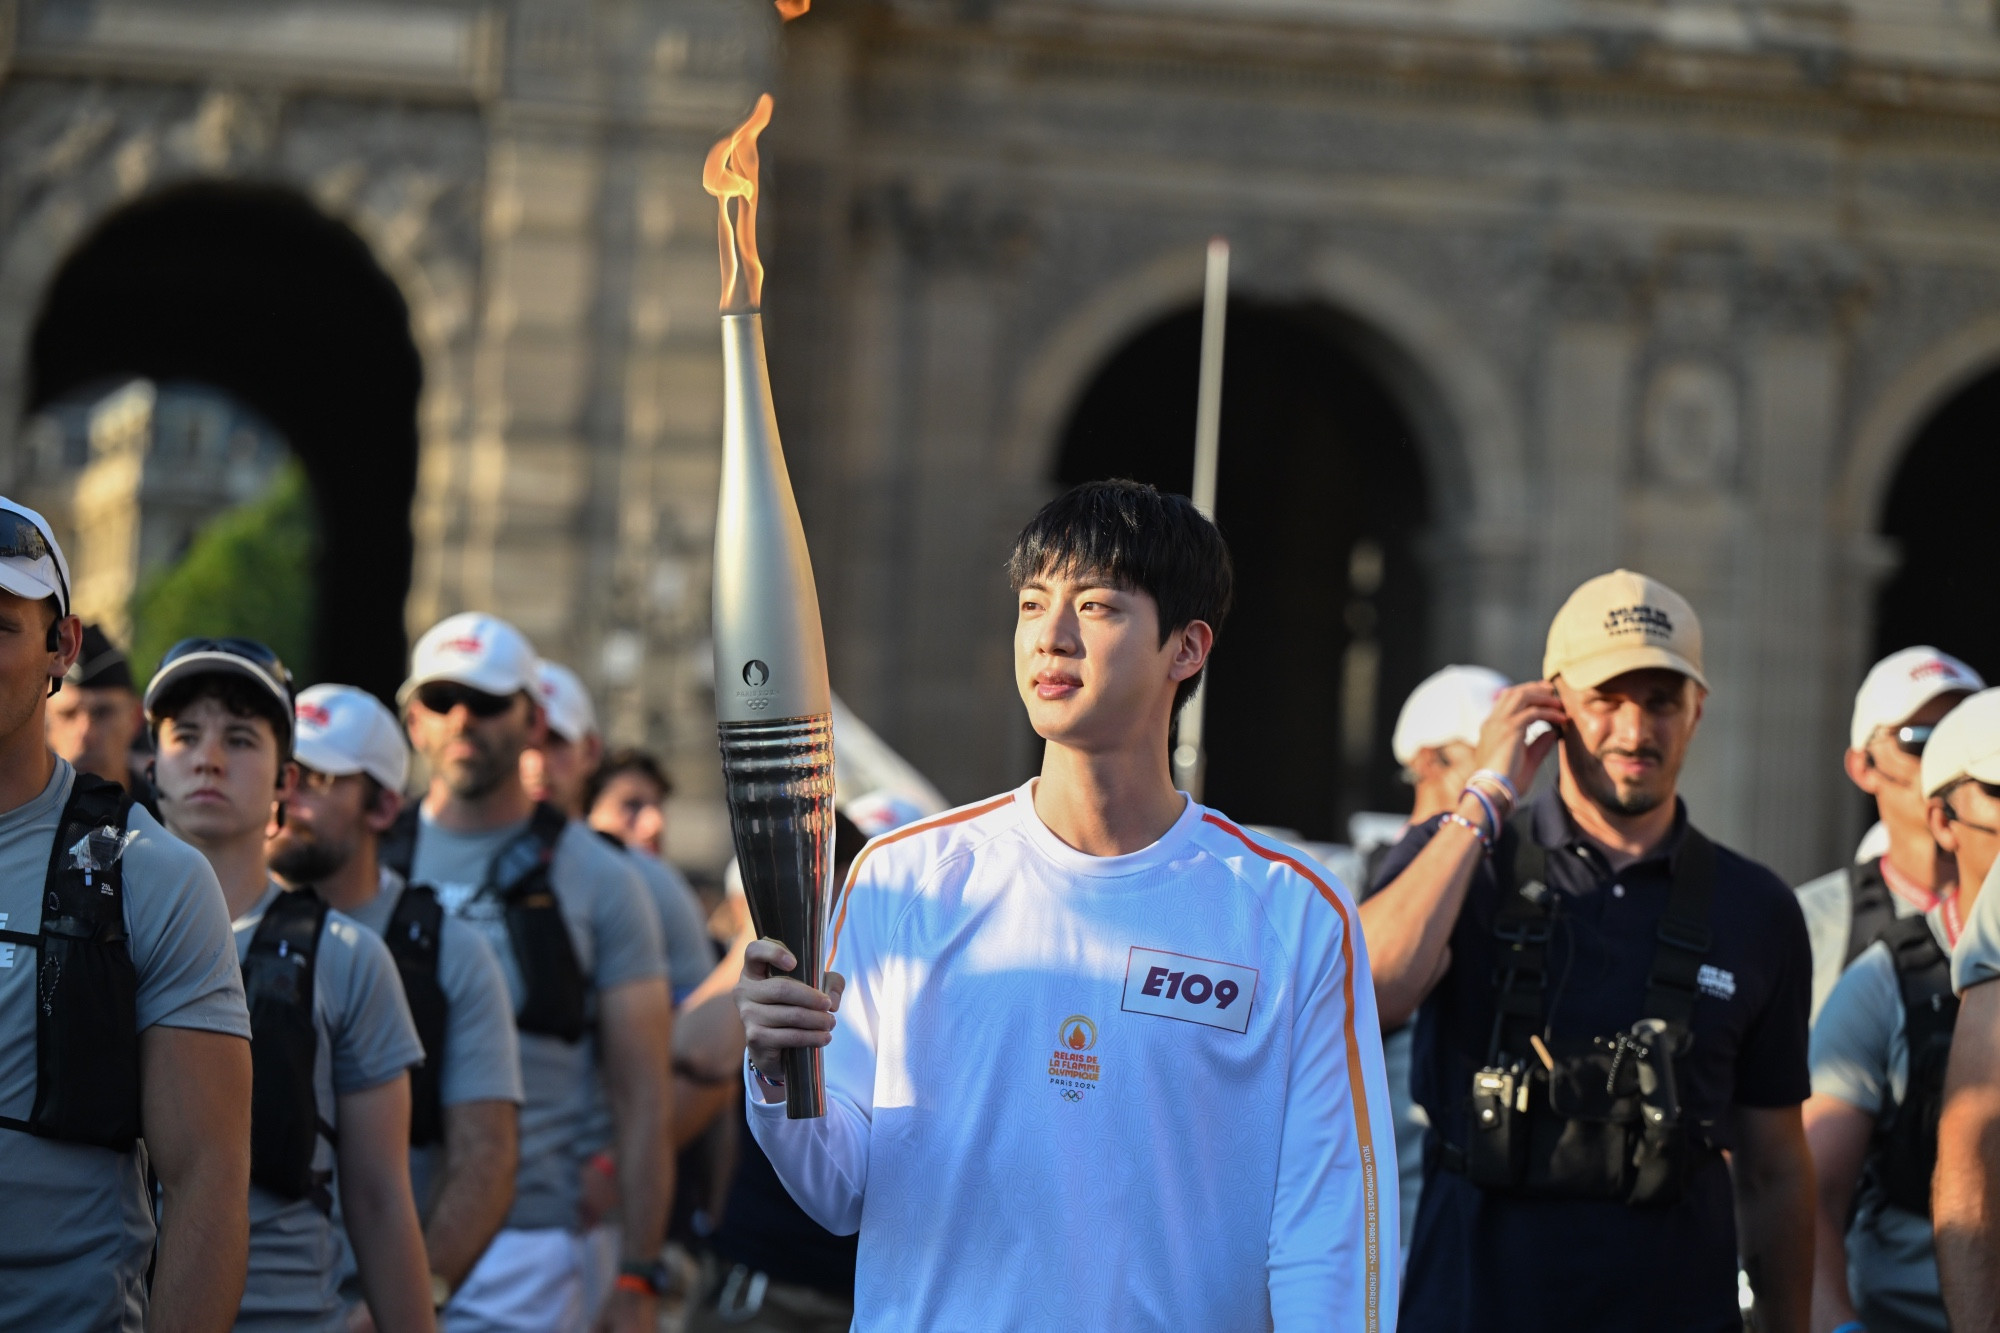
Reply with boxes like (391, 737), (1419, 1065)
(1942, 890), (1964, 950)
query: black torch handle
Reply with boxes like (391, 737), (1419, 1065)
(719, 712), (836, 1120)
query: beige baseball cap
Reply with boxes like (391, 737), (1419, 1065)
(1921, 686), (2000, 798)
(1543, 569), (1708, 691)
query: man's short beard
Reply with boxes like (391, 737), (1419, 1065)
(445, 752), (510, 800)
(1564, 728), (1669, 817)
(270, 836), (349, 885)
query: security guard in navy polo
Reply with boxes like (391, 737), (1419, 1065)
(1359, 570), (1815, 1332)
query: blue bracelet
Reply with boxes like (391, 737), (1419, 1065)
(1464, 785), (1502, 841)
(1469, 769), (1518, 806)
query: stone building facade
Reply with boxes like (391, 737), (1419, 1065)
(1, 0), (1998, 875)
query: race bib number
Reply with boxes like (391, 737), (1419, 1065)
(1121, 946), (1258, 1034)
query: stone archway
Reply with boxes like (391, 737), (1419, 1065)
(27, 180), (424, 701)
(1055, 298), (1433, 840)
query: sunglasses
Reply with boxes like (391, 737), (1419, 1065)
(414, 681), (516, 719)
(1885, 724), (1934, 757)
(0, 509), (68, 614)
(158, 637), (294, 689)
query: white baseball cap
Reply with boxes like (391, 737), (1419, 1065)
(1921, 687), (2000, 798)
(1391, 665), (1509, 767)
(0, 497), (71, 616)
(1850, 646), (1984, 752)
(399, 612), (539, 705)
(294, 684), (410, 792)
(535, 660), (598, 744)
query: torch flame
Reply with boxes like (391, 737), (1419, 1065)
(702, 94), (774, 313)
(775, 0), (810, 18)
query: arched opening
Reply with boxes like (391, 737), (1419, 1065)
(1875, 367), (2000, 682)
(25, 180), (423, 702)
(1057, 301), (1432, 840)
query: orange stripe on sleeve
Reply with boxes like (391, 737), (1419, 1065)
(824, 792), (1018, 970)
(1201, 813), (1384, 1333)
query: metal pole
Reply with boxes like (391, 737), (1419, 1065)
(1172, 237), (1228, 799)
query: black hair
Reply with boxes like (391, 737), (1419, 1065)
(149, 673), (293, 757)
(586, 747), (675, 812)
(1006, 479), (1233, 712)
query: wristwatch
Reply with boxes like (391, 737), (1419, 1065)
(429, 1272), (453, 1311)
(617, 1259), (672, 1297)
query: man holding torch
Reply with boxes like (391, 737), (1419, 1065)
(733, 480), (1396, 1331)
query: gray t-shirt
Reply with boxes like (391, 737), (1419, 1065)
(1953, 857), (2000, 993)
(0, 760), (250, 1333)
(1796, 860), (1924, 1025)
(233, 883), (424, 1333)
(628, 847), (712, 1005)
(410, 812), (665, 1231)
(1809, 909), (1954, 1333)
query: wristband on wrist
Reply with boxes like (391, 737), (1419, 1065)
(1463, 785), (1502, 841)
(1443, 811), (1492, 852)
(1469, 769), (1518, 807)
(750, 1054), (786, 1088)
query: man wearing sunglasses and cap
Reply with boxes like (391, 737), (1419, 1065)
(147, 637), (433, 1332)
(1362, 569), (1814, 1332)
(1802, 687), (2000, 1333)
(0, 498), (255, 1333)
(1794, 648), (1983, 1024)
(396, 613), (672, 1333)
(268, 684), (523, 1328)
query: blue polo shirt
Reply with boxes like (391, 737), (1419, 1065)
(1385, 788), (1811, 1332)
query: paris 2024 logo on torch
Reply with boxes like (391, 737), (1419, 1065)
(739, 659), (774, 710)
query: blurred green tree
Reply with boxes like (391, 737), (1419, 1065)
(129, 463), (318, 688)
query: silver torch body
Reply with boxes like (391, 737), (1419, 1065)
(713, 311), (835, 1118)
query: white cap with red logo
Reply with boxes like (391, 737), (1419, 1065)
(535, 660), (598, 744)
(1849, 646), (1985, 752)
(295, 683), (411, 792)
(399, 611), (540, 705)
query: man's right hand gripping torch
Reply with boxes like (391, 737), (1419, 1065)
(707, 94), (836, 1118)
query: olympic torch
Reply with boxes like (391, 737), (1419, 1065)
(706, 94), (835, 1118)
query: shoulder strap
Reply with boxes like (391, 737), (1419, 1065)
(481, 803), (568, 901)
(1641, 827), (1716, 1029)
(1883, 915), (1957, 1043)
(385, 883), (449, 1147)
(379, 805), (420, 882)
(1846, 857), (1898, 967)
(1488, 813), (1555, 1062)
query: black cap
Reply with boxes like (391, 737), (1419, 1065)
(68, 623), (134, 692)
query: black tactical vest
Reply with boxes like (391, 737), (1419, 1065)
(384, 883), (448, 1147)
(1868, 916), (1958, 1216)
(242, 886), (339, 1213)
(1456, 813), (1720, 1207)
(383, 804), (588, 1047)
(0, 774), (140, 1151)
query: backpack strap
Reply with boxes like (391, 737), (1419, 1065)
(1885, 916), (1956, 1050)
(0, 774), (140, 1148)
(479, 803), (568, 903)
(244, 887), (337, 1212)
(385, 883), (449, 1148)
(1846, 857), (1898, 968)
(1488, 814), (1555, 1063)
(1641, 828), (1716, 1029)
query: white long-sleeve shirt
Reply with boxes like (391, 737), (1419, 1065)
(747, 781), (1397, 1332)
